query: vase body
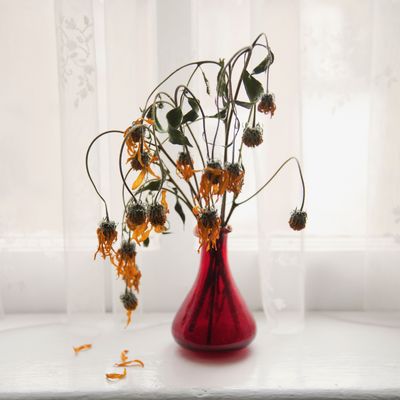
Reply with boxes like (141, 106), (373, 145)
(172, 228), (256, 351)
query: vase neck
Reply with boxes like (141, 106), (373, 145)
(199, 228), (230, 267)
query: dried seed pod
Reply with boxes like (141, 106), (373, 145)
(126, 202), (147, 227)
(120, 290), (138, 311)
(177, 151), (193, 166)
(242, 125), (263, 147)
(257, 93), (276, 116)
(289, 209), (307, 231)
(128, 124), (146, 142)
(149, 203), (167, 227)
(130, 151), (151, 171)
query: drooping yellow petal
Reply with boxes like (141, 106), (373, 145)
(132, 169), (146, 190)
(126, 310), (132, 327)
(161, 190), (168, 211)
(146, 166), (160, 179)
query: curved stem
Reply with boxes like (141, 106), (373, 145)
(85, 130), (123, 220)
(237, 156), (305, 208)
(186, 123), (205, 168)
(224, 157), (306, 227)
(118, 134), (136, 202)
(142, 60), (221, 115)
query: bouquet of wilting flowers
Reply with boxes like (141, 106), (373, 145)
(86, 33), (307, 326)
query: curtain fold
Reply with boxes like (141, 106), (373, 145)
(55, 0), (106, 315)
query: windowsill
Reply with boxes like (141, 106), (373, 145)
(0, 312), (400, 399)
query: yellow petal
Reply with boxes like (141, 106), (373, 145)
(132, 169), (146, 190)
(161, 190), (168, 211)
(121, 349), (129, 362)
(73, 344), (92, 355)
(147, 166), (160, 179)
(105, 368), (127, 380)
(114, 359), (144, 368)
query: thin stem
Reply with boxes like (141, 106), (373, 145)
(118, 134), (136, 202)
(85, 130), (123, 220)
(186, 123), (205, 168)
(237, 156), (305, 207)
(142, 60), (221, 115)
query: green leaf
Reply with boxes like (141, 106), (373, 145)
(242, 70), (264, 103)
(188, 97), (199, 111)
(174, 198), (186, 226)
(210, 107), (227, 119)
(143, 237), (150, 247)
(147, 106), (165, 132)
(182, 109), (199, 124)
(251, 51), (274, 75)
(166, 107), (183, 129)
(168, 129), (192, 147)
(234, 100), (253, 109)
(138, 179), (162, 192)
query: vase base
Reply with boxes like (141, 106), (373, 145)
(172, 331), (256, 352)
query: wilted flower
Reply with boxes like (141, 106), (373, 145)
(148, 191), (169, 233)
(94, 219), (117, 260)
(194, 207), (221, 251)
(130, 151), (151, 171)
(176, 151), (196, 181)
(225, 162), (245, 195)
(120, 289), (138, 326)
(289, 209), (307, 231)
(111, 241), (141, 292)
(242, 125), (263, 147)
(199, 161), (228, 204)
(257, 93), (276, 117)
(128, 150), (159, 190)
(126, 202), (150, 244)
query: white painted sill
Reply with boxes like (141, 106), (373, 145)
(0, 312), (400, 399)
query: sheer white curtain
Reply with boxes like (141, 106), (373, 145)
(0, 0), (399, 316)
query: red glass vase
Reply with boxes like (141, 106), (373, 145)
(172, 227), (256, 351)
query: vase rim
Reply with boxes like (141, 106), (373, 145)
(221, 225), (232, 234)
(193, 224), (232, 237)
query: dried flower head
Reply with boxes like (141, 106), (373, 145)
(242, 125), (263, 147)
(128, 124), (146, 143)
(120, 289), (138, 326)
(111, 240), (141, 292)
(120, 240), (136, 257)
(289, 209), (307, 231)
(130, 151), (151, 171)
(125, 202), (151, 244)
(176, 151), (196, 181)
(195, 207), (221, 251)
(128, 151), (159, 190)
(199, 160), (228, 204)
(257, 93), (276, 117)
(225, 162), (245, 195)
(126, 202), (147, 227)
(94, 219), (117, 260)
(178, 151), (192, 165)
